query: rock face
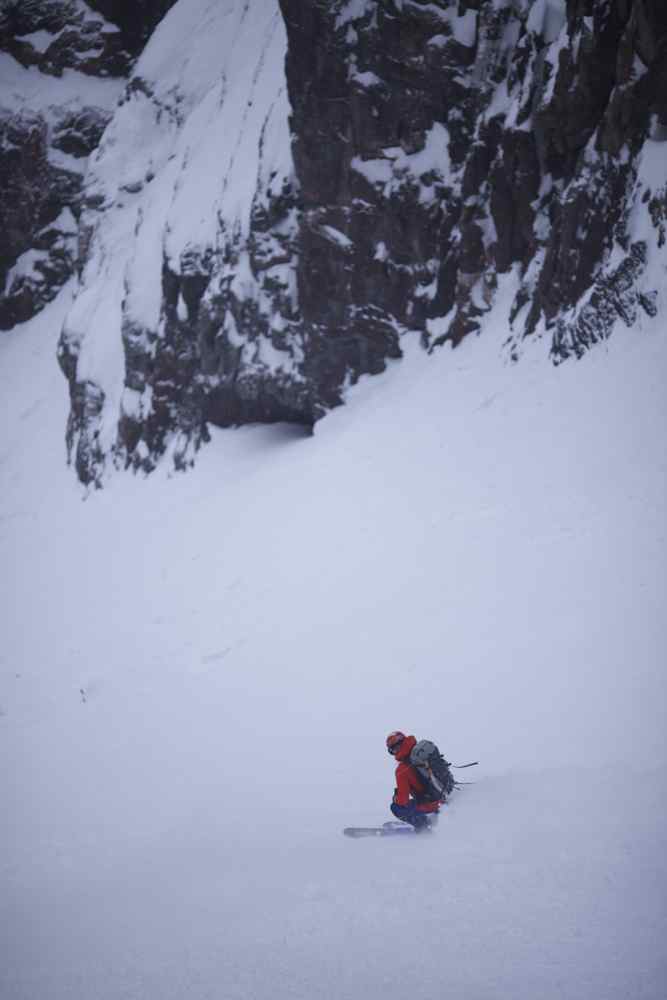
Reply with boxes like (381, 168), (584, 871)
(0, 0), (177, 328)
(279, 0), (666, 364)
(5, 0), (665, 483)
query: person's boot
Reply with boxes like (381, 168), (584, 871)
(412, 814), (431, 833)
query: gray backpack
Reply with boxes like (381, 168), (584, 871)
(409, 739), (455, 801)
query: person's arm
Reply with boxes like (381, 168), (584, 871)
(393, 765), (411, 806)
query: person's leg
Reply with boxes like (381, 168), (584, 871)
(390, 802), (430, 830)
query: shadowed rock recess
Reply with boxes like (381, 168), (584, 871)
(4, 1), (664, 483)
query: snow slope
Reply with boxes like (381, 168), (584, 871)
(1, 285), (666, 999)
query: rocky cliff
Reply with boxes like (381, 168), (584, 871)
(0, 0), (176, 328)
(2, 0), (665, 484)
(280, 0), (666, 365)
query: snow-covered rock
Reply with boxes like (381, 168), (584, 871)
(5, 0), (664, 482)
(58, 0), (303, 484)
(281, 0), (666, 361)
(0, 0), (176, 328)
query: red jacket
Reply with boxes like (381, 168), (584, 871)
(393, 735), (440, 813)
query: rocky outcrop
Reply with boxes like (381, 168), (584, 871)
(522, 0), (667, 359)
(280, 0), (666, 364)
(57, 0), (306, 484)
(0, 0), (176, 75)
(22, 0), (665, 484)
(0, 101), (109, 328)
(0, 0), (178, 328)
(0, 0), (130, 77)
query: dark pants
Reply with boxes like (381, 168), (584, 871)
(391, 802), (430, 830)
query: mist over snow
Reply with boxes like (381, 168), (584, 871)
(1, 0), (667, 998)
(2, 275), (666, 999)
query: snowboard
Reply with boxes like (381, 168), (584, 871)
(343, 821), (422, 838)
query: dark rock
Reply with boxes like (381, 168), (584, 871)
(279, 0), (666, 367)
(56, 321), (107, 485)
(551, 241), (649, 361)
(0, 110), (88, 328)
(0, 0), (176, 329)
(51, 109), (109, 158)
(0, 0), (133, 77)
(86, 0), (178, 56)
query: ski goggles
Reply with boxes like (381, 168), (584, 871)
(387, 740), (404, 755)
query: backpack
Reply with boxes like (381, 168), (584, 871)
(409, 739), (455, 802)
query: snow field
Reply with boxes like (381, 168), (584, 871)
(1, 283), (666, 999)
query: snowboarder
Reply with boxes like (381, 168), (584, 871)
(386, 731), (441, 831)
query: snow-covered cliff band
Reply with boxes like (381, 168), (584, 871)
(1, 0), (665, 484)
